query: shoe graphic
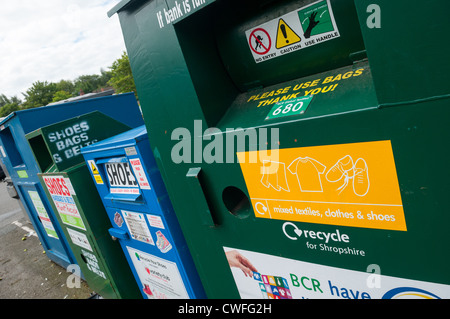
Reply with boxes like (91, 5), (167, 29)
(326, 155), (370, 196)
(325, 155), (354, 195)
(353, 158), (370, 196)
(325, 155), (354, 182)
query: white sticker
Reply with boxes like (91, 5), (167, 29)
(28, 190), (58, 239)
(156, 231), (172, 253)
(122, 210), (154, 245)
(224, 247), (450, 299)
(67, 228), (92, 252)
(129, 158), (151, 190)
(127, 246), (189, 299)
(105, 161), (140, 194)
(147, 214), (165, 229)
(64, 178), (76, 195)
(42, 175), (86, 231)
(125, 146), (137, 156)
(0, 145), (6, 157)
(245, 0), (340, 63)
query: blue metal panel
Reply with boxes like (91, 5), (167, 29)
(0, 93), (144, 269)
(16, 182), (72, 268)
(0, 120), (75, 268)
(81, 125), (206, 299)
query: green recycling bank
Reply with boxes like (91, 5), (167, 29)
(109, 0), (450, 299)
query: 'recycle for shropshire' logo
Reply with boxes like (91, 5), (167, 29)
(282, 221), (349, 243)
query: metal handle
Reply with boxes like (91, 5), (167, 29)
(108, 228), (129, 240)
(186, 167), (216, 227)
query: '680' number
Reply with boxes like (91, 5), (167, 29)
(271, 101), (304, 116)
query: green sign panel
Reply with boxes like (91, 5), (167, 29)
(17, 170), (28, 178)
(266, 95), (313, 120)
(298, 0), (335, 37)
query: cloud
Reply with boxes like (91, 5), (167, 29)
(0, 0), (126, 98)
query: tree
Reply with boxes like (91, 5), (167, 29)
(55, 79), (75, 95)
(73, 74), (101, 95)
(99, 68), (112, 88)
(0, 94), (21, 117)
(73, 71), (112, 95)
(52, 90), (73, 103)
(12, 52), (133, 111)
(22, 81), (58, 108)
(0, 94), (21, 108)
(108, 52), (137, 98)
(0, 102), (20, 117)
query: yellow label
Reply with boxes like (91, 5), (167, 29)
(94, 174), (104, 185)
(237, 141), (406, 231)
(276, 18), (301, 49)
(90, 162), (99, 175)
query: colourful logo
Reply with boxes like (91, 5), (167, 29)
(253, 272), (292, 299)
(382, 287), (441, 299)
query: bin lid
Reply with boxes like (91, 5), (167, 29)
(0, 93), (140, 134)
(108, 0), (216, 21)
(107, 0), (133, 17)
(81, 125), (147, 154)
(26, 111), (132, 172)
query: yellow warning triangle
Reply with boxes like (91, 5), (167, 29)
(276, 18), (301, 49)
(90, 162), (99, 175)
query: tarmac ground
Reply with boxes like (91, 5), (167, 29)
(0, 179), (96, 299)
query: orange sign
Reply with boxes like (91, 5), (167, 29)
(237, 141), (406, 231)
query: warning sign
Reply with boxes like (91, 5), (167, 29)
(90, 161), (99, 174)
(249, 28), (271, 55)
(276, 19), (301, 49)
(245, 0), (340, 63)
(87, 160), (103, 185)
(298, 0), (335, 38)
(237, 141), (406, 231)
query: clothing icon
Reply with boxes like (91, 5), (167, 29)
(287, 157), (326, 192)
(260, 161), (290, 192)
(326, 155), (370, 196)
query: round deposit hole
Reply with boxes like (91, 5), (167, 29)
(222, 186), (251, 219)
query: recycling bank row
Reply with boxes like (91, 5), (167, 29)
(1, 0), (450, 299)
(0, 93), (204, 298)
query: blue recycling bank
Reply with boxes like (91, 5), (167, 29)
(81, 125), (206, 299)
(0, 93), (144, 269)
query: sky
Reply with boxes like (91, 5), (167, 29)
(0, 0), (126, 98)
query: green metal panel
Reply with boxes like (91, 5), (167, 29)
(212, 0), (364, 91)
(26, 112), (142, 299)
(39, 167), (122, 298)
(353, 0), (450, 104)
(112, 0), (450, 299)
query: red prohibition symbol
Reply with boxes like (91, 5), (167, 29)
(249, 28), (271, 55)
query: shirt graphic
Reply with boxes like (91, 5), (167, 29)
(287, 157), (326, 192)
